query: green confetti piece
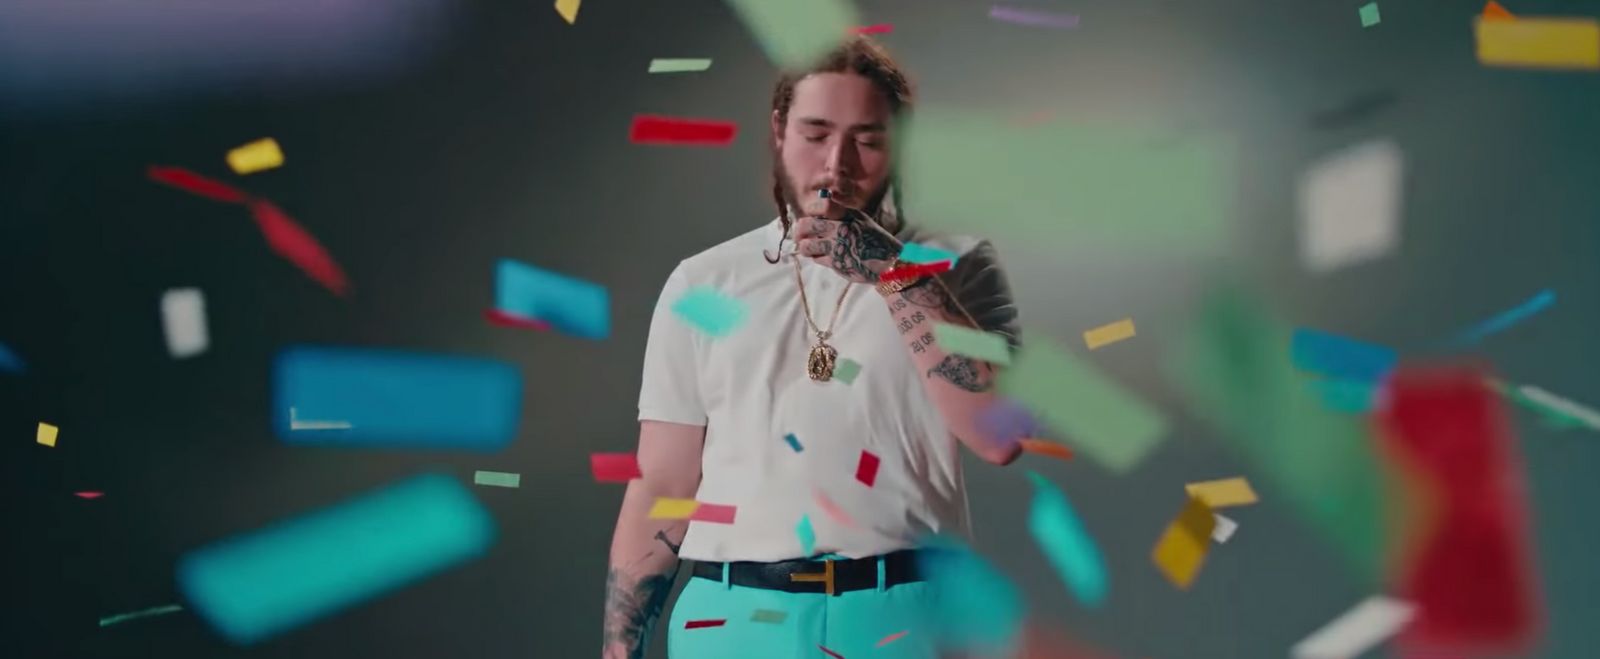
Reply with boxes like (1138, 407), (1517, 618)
(1168, 286), (1385, 581)
(648, 58), (714, 73)
(99, 604), (183, 627)
(899, 111), (1236, 256)
(999, 336), (1166, 473)
(722, 0), (858, 69)
(472, 470), (521, 488)
(750, 609), (789, 624)
(672, 286), (749, 338)
(1026, 472), (1108, 607)
(833, 358), (862, 384)
(1359, 2), (1380, 27)
(933, 323), (1012, 365)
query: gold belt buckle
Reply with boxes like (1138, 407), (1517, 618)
(789, 558), (837, 596)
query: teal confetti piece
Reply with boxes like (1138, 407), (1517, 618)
(648, 58), (713, 73)
(0, 341), (23, 374)
(784, 433), (804, 453)
(1359, 2), (1380, 27)
(833, 358), (862, 384)
(916, 536), (1025, 654)
(999, 336), (1167, 473)
(796, 515), (817, 556)
(932, 323), (1012, 365)
(722, 0), (858, 69)
(1448, 289), (1555, 348)
(1026, 472), (1108, 607)
(99, 604), (183, 627)
(494, 258), (610, 339)
(1307, 378), (1379, 414)
(472, 470), (521, 488)
(898, 242), (959, 266)
(672, 286), (750, 338)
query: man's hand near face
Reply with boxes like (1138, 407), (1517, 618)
(792, 193), (902, 283)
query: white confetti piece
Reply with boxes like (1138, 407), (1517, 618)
(1291, 595), (1415, 659)
(161, 288), (209, 358)
(1297, 139), (1403, 273)
(1211, 513), (1238, 543)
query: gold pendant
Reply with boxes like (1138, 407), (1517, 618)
(807, 342), (838, 382)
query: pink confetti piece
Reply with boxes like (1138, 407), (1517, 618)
(684, 619), (726, 629)
(483, 309), (553, 331)
(813, 489), (859, 528)
(988, 5), (1081, 28)
(75, 491), (104, 499)
(590, 453), (642, 483)
(876, 630), (909, 647)
(248, 199), (351, 297)
(689, 502), (738, 524)
(147, 165), (249, 204)
(855, 450), (880, 487)
(851, 23), (893, 34)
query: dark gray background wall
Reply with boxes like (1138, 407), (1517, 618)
(3, 0), (1598, 657)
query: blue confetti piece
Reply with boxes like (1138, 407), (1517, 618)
(0, 341), (23, 374)
(784, 432), (804, 453)
(177, 473), (495, 645)
(671, 286), (749, 337)
(1026, 472), (1108, 607)
(916, 535), (1025, 653)
(897, 242), (959, 266)
(494, 259), (610, 340)
(272, 345), (521, 451)
(1450, 289), (1555, 348)
(1290, 328), (1396, 382)
(796, 514), (816, 556)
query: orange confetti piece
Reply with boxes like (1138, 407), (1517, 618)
(1482, 0), (1514, 19)
(1019, 438), (1074, 461)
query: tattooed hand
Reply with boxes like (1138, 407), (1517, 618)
(793, 196), (901, 283)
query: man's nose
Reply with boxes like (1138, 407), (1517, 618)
(823, 139), (859, 177)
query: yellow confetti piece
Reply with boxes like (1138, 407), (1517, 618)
(1082, 318), (1137, 350)
(225, 138), (284, 175)
(37, 422), (58, 447)
(1151, 496), (1215, 590)
(648, 497), (700, 520)
(1475, 16), (1600, 71)
(1184, 477), (1259, 508)
(554, 0), (580, 24)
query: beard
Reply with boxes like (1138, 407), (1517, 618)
(773, 158), (894, 229)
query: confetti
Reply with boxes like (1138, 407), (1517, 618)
(1475, 16), (1599, 70)
(37, 422), (58, 447)
(629, 114), (739, 146)
(648, 58), (713, 73)
(1000, 336), (1167, 474)
(671, 286), (749, 337)
(472, 471), (521, 488)
(1448, 288), (1555, 348)
(1358, 2), (1380, 28)
(1019, 439), (1073, 461)
(1307, 378), (1380, 414)
(783, 433), (805, 453)
(248, 199), (351, 297)
(684, 619), (726, 629)
(932, 323), (1013, 365)
(1211, 514), (1238, 544)
(917, 537), (1025, 653)
(1290, 328), (1395, 382)
(1482, 0), (1514, 19)
(721, 0), (858, 69)
(648, 498), (701, 520)
(852, 24), (894, 35)
(819, 645), (847, 659)
(1290, 596), (1415, 659)
(494, 258), (610, 340)
(99, 604), (183, 628)
(591, 453), (642, 482)
(554, 0), (579, 24)
(833, 358), (862, 384)
(751, 609), (789, 624)
(1151, 496), (1215, 590)
(1309, 89), (1398, 130)
(76, 491), (104, 499)
(177, 473), (494, 645)
(978, 398), (1043, 445)
(1082, 318), (1136, 350)
(147, 165), (248, 204)
(287, 407), (351, 431)
(988, 5), (1081, 28)
(226, 138), (284, 175)
(814, 489), (859, 528)
(1184, 477), (1259, 508)
(0, 341), (25, 374)
(482, 309), (553, 332)
(855, 450), (880, 487)
(161, 288), (209, 359)
(796, 514), (817, 556)
(689, 502), (738, 524)
(272, 346), (522, 450)
(877, 630), (909, 647)
(898, 242), (960, 266)
(1027, 472), (1108, 607)
(879, 261), (951, 282)
(1297, 139), (1403, 274)
(1516, 385), (1600, 430)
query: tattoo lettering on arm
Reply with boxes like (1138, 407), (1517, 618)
(602, 567), (676, 659)
(927, 355), (994, 392)
(909, 330), (933, 354)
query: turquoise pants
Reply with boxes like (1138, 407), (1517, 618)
(666, 559), (940, 659)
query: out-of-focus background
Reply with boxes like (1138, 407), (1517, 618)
(3, 0), (1598, 657)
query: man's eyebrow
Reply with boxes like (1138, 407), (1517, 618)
(796, 117), (886, 132)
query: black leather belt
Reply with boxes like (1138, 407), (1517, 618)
(691, 549), (924, 596)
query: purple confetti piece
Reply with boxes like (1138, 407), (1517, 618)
(988, 5), (1080, 28)
(979, 398), (1041, 445)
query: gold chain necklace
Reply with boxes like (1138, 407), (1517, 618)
(791, 257), (853, 381)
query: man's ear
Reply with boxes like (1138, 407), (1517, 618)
(770, 109), (784, 150)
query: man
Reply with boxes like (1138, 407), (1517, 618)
(602, 36), (1023, 659)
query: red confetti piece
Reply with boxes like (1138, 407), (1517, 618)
(75, 491), (104, 499)
(483, 309), (552, 331)
(684, 619), (726, 629)
(689, 502), (738, 524)
(248, 200), (351, 297)
(819, 645), (846, 659)
(876, 630), (908, 647)
(1019, 439), (1074, 461)
(855, 450), (880, 487)
(147, 166), (249, 204)
(851, 23), (894, 35)
(590, 453), (642, 483)
(1376, 365), (1543, 655)
(879, 261), (951, 282)
(629, 114), (738, 146)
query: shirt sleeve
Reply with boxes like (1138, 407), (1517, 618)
(637, 263), (708, 425)
(944, 240), (1023, 350)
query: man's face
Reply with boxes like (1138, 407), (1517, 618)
(772, 72), (894, 219)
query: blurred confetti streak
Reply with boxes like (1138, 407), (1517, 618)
(249, 200), (351, 297)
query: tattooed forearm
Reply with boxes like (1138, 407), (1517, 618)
(908, 330), (934, 354)
(831, 220), (898, 280)
(601, 567), (676, 659)
(654, 530), (681, 555)
(927, 355), (994, 392)
(896, 310), (927, 335)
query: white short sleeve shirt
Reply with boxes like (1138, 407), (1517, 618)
(639, 219), (1005, 563)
